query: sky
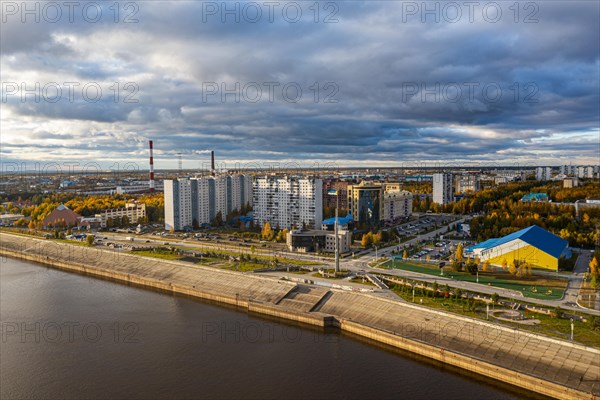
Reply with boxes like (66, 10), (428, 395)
(1, 0), (599, 171)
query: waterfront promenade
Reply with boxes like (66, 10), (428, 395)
(1, 233), (598, 400)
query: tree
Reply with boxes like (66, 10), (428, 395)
(491, 293), (499, 305)
(86, 235), (95, 246)
(28, 220), (36, 230)
(262, 222), (274, 240)
(212, 212), (223, 227)
(482, 260), (491, 272)
(455, 243), (464, 263)
(361, 233), (372, 248)
(372, 232), (382, 246)
(590, 256), (599, 288)
(466, 260), (478, 275)
(403, 249), (408, 259)
(501, 258), (508, 271)
(508, 259), (518, 275)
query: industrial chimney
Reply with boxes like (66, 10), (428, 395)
(211, 150), (215, 175)
(149, 140), (155, 192)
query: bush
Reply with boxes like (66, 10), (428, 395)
(554, 306), (564, 319)
(466, 261), (478, 275)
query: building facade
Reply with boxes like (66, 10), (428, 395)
(164, 179), (193, 231)
(253, 176), (323, 229)
(453, 174), (480, 194)
(97, 201), (146, 228)
(322, 180), (349, 211)
(347, 182), (383, 226)
(348, 181), (413, 226)
(432, 173), (453, 205)
(382, 189), (413, 222)
(286, 229), (351, 253)
(164, 174), (252, 231)
(536, 167), (553, 181)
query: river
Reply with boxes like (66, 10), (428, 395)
(0, 257), (542, 399)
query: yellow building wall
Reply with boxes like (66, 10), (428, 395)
(487, 244), (558, 271)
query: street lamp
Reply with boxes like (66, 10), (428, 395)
(570, 318), (574, 341)
(327, 189), (341, 273)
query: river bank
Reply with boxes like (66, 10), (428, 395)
(1, 233), (598, 400)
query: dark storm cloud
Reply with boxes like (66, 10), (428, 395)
(1, 0), (598, 166)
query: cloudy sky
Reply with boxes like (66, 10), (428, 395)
(1, 0), (599, 170)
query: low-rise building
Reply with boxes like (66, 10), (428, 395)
(286, 229), (351, 254)
(563, 177), (579, 188)
(0, 213), (25, 226)
(97, 201), (146, 228)
(465, 225), (569, 271)
(521, 193), (549, 202)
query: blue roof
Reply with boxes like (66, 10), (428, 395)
(322, 214), (354, 225)
(465, 238), (500, 253)
(522, 193), (548, 201)
(471, 225), (568, 258)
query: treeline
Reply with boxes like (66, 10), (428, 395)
(6, 193), (165, 225)
(469, 201), (599, 248)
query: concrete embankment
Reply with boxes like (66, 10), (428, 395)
(1, 233), (598, 400)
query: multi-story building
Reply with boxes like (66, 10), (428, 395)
(536, 167), (553, 181)
(164, 174), (252, 231)
(563, 177), (579, 188)
(453, 174), (480, 194)
(164, 179), (193, 231)
(382, 189), (413, 222)
(253, 176), (323, 229)
(348, 182), (412, 226)
(97, 201), (146, 228)
(560, 165), (576, 176)
(322, 180), (349, 211)
(347, 182), (383, 226)
(432, 173), (453, 205)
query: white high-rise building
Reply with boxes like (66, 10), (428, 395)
(536, 167), (552, 181)
(433, 173), (453, 205)
(164, 178), (193, 231)
(253, 176), (323, 229)
(164, 174), (252, 231)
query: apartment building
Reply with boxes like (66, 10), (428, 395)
(252, 176), (323, 229)
(454, 174), (480, 193)
(433, 173), (453, 205)
(164, 174), (252, 231)
(97, 201), (146, 228)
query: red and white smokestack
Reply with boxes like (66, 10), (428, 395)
(149, 140), (155, 191)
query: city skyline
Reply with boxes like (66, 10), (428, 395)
(1, 1), (599, 167)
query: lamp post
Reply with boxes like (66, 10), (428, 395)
(327, 189), (340, 273)
(412, 283), (416, 303)
(570, 318), (574, 341)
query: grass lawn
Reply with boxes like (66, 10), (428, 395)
(384, 260), (568, 301)
(387, 282), (600, 347)
(171, 245), (321, 266)
(349, 277), (376, 286)
(132, 250), (181, 260)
